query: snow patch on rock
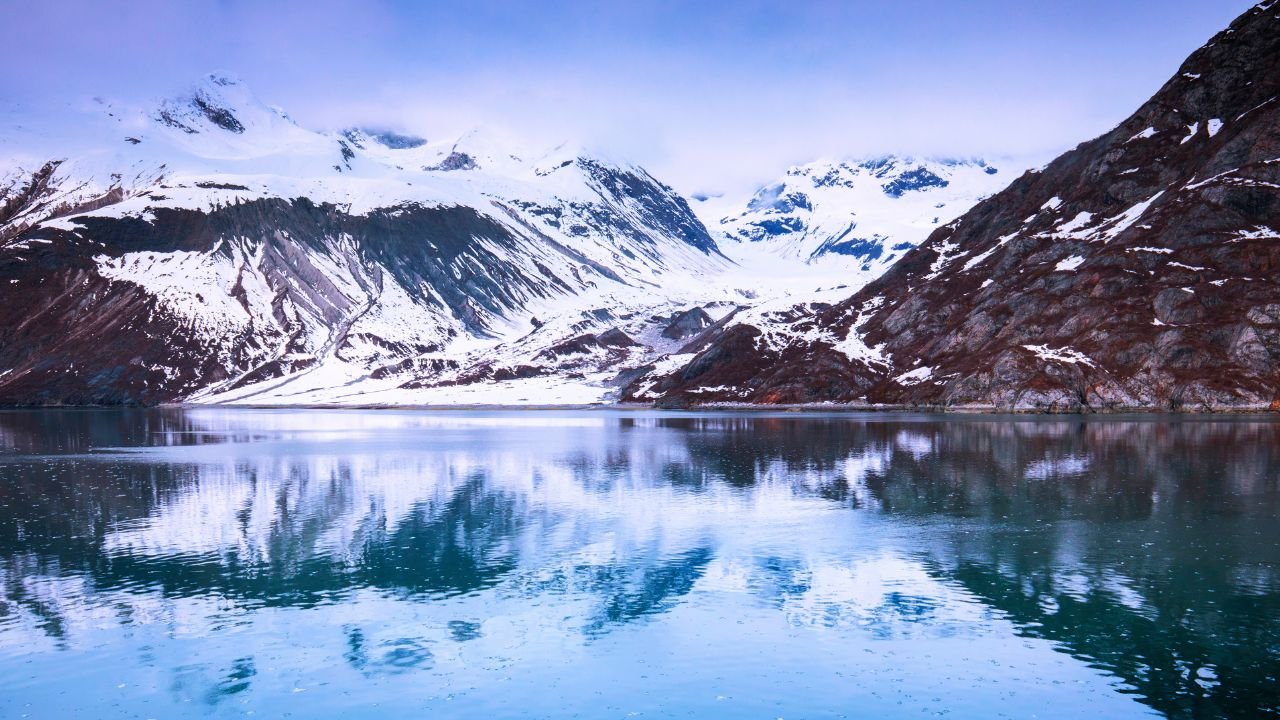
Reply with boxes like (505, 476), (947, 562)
(1021, 344), (1097, 367)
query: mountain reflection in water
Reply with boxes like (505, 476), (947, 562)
(0, 409), (1276, 719)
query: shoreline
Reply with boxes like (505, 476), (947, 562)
(2, 401), (1277, 415)
(0, 397), (1269, 415)
(167, 401), (1280, 415)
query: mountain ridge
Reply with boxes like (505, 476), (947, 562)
(632, 1), (1280, 411)
(7, 0), (1272, 413)
(711, 155), (1012, 271)
(0, 75), (738, 405)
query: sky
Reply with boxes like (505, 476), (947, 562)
(0, 0), (1259, 198)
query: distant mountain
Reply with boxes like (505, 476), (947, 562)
(0, 68), (1040, 408)
(716, 156), (1009, 272)
(632, 2), (1280, 411)
(0, 74), (730, 405)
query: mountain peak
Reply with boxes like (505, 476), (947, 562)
(716, 153), (1016, 270)
(1113, 0), (1279, 157)
(153, 73), (289, 136)
(203, 72), (244, 89)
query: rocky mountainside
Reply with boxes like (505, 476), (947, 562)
(633, 2), (1280, 411)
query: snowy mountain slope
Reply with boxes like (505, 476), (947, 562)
(710, 157), (1012, 273)
(1, 75), (720, 272)
(0, 73), (1025, 407)
(633, 1), (1280, 411)
(339, 162), (1031, 409)
(0, 74), (738, 405)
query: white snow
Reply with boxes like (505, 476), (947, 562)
(1234, 226), (1280, 241)
(925, 240), (965, 280)
(1184, 174), (1219, 190)
(1236, 97), (1277, 122)
(1055, 212), (1095, 236)
(706, 155), (1027, 276)
(894, 366), (933, 386)
(1054, 256), (1086, 272)
(1127, 127), (1157, 142)
(1096, 191), (1164, 242)
(1021, 344), (1096, 367)
(1207, 118), (1224, 137)
(961, 244), (999, 272)
(0, 76), (1055, 408)
(96, 249), (266, 341)
(833, 297), (891, 369)
(1034, 191), (1162, 246)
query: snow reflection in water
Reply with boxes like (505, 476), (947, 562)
(0, 409), (1277, 718)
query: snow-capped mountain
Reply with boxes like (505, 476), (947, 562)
(714, 157), (1010, 272)
(0, 69), (1032, 407)
(0, 74), (744, 405)
(633, 1), (1280, 411)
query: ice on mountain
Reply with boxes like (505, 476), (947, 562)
(1097, 191), (1164, 242)
(713, 155), (1025, 275)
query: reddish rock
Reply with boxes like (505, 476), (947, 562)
(638, 3), (1280, 411)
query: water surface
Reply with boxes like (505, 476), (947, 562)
(0, 409), (1277, 718)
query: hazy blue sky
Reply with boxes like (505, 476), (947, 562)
(1, 0), (1258, 195)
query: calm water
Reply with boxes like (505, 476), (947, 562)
(0, 410), (1277, 719)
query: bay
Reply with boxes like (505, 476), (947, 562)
(0, 409), (1276, 718)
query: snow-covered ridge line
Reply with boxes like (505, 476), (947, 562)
(0, 74), (1026, 408)
(706, 155), (1020, 275)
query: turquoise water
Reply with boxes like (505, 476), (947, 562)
(0, 409), (1277, 718)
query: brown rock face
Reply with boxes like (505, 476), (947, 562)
(637, 2), (1280, 411)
